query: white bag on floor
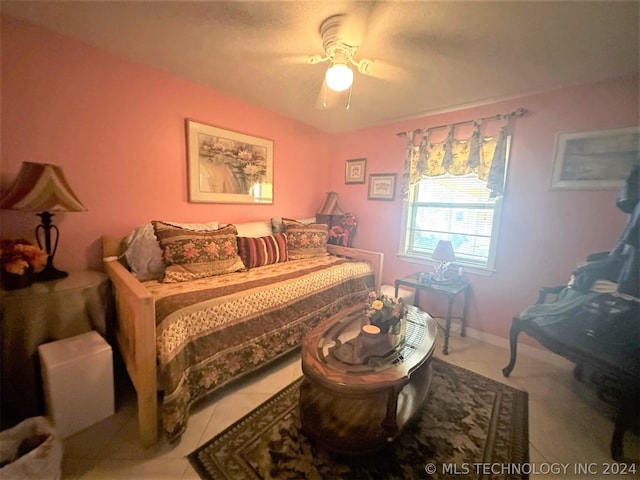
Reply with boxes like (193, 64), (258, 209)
(0, 416), (63, 479)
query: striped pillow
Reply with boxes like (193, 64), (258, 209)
(236, 234), (288, 269)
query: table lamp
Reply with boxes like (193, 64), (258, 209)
(432, 240), (456, 282)
(316, 191), (346, 228)
(0, 162), (87, 281)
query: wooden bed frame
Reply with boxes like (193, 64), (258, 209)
(102, 235), (383, 447)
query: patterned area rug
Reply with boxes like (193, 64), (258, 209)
(188, 358), (528, 480)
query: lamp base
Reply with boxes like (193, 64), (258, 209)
(34, 261), (68, 282)
(433, 262), (453, 283)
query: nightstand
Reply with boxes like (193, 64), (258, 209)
(395, 273), (471, 355)
(0, 270), (113, 427)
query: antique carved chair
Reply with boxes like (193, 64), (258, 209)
(503, 162), (639, 461)
(502, 281), (639, 460)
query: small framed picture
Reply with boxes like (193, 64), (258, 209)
(345, 158), (366, 184)
(368, 174), (396, 201)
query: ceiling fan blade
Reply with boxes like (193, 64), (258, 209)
(334, 1), (393, 47)
(232, 44), (316, 65)
(363, 58), (413, 84)
(356, 1), (396, 47)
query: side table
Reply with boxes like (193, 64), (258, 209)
(395, 273), (470, 355)
(0, 270), (113, 428)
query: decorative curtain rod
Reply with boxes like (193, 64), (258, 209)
(396, 107), (528, 137)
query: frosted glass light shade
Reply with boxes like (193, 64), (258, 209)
(325, 63), (353, 92)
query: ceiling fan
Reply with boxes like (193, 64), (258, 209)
(308, 14), (375, 109)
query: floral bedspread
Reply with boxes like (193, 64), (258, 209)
(142, 255), (375, 440)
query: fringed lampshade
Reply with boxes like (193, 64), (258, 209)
(0, 162), (86, 281)
(316, 191), (346, 228)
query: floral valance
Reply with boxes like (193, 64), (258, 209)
(400, 108), (526, 200)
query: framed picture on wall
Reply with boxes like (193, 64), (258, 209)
(368, 174), (396, 201)
(550, 126), (639, 190)
(345, 158), (366, 184)
(186, 119), (274, 204)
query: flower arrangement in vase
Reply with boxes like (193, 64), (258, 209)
(364, 291), (408, 334)
(328, 213), (357, 247)
(0, 239), (48, 290)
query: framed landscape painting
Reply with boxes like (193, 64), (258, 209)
(550, 126), (639, 190)
(186, 119), (274, 203)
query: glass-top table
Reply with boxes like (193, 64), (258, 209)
(300, 303), (437, 454)
(317, 303), (432, 373)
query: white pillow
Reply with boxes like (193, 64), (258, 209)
(234, 220), (272, 238)
(271, 217), (316, 234)
(168, 221), (219, 231)
(124, 221), (219, 280)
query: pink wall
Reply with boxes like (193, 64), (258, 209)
(0, 15), (333, 271)
(331, 74), (639, 339)
(2, 16), (638, 342)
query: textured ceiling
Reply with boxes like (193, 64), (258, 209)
(2, 1), (638, 133)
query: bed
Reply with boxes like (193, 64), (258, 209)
(102, 232), (383, 447)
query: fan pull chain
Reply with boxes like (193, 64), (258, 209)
(322, 82), (328, 109)
(345, 82), (353, 110)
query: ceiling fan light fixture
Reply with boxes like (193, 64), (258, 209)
(325, 62), (353, 92)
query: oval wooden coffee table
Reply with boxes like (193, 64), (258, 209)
(300, 303), (437, 454)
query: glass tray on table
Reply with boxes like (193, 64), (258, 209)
(317, 306), (427, 373)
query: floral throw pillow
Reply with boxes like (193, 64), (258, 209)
(152, 221), (245, 282)
(124, 221), (219, 281)
(282, 218), (328, 260)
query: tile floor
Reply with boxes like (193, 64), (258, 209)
(60, 332), (638, 479)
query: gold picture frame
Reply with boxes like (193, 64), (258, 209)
(186, 119), (273, 203)
(368, 174), (396, 201)
(550, 126), (639, 190)
(345, 158), (366, 184)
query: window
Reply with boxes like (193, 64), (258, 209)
(400, 138), (510, 272)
